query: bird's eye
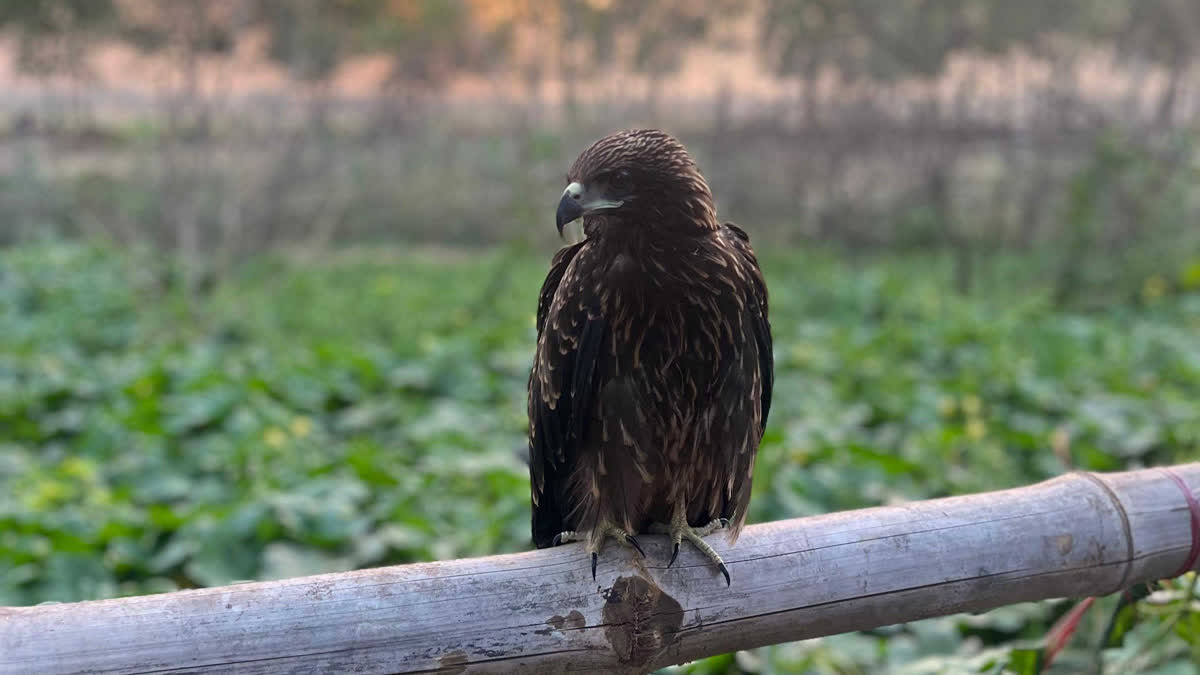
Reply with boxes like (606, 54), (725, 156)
(610, 169), (632, 193)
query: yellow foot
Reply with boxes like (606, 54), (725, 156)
(552, 522), (645, 579)
(649, 517), (731, 585)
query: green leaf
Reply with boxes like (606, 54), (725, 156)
(1006, 649), (1042, 675)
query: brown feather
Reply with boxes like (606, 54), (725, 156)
(529, 130), (772, 548)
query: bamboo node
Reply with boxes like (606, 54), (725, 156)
(1162, 468), (1200, 576)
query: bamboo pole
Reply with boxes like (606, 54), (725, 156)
(2, 464), (1198, 675)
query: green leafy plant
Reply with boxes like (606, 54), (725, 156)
(1, 242), (1197, 671)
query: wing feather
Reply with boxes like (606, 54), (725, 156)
(717, 223), (773, 530)
(528, 242), (607, 548)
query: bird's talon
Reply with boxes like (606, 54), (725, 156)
(651, 517), (730, 584)
(552, 530), (581, 547)
(553, 525), (641, 579)
(625, 534), (646, 558)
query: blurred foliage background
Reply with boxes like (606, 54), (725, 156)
(1, 1), (1199, 673)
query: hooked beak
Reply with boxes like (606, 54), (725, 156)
(555, 181), (623, 236)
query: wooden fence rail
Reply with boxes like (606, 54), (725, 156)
(3, 464), (1198, 674)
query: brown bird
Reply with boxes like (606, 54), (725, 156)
(528, 129), (772, 585)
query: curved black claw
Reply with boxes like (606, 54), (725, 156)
(625, 534), (646, 558)
(591, 552), (598, 580)
(552, 533), (564, 546)
(668, 542), (680, 568)
(719, 518), (730, 528)
(718, 563), (730, 586)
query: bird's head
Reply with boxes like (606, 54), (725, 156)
(556, 129), (718, 237)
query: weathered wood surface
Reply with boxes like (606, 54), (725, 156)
(2, 464), (1198, 675)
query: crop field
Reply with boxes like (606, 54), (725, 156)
(2, 242), (1199, 671)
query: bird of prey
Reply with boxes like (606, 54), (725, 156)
(528, 129), (773, 585)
